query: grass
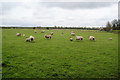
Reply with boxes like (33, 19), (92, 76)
(0, 28), (2, 80)
(2, 29), (118, 78)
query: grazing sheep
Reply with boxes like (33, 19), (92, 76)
(76, 36), (83, 40)
(41, 30), (45, 33)
(70, 37), (73, 41)
(89, 36), (95, 40)
(25, 38), (31, 42)
(108, 38), (112, 40)
(16, 33), (21, 36)
(61, 32), (64, 36)
(71, 32), (75, 36)
(34, 30), (37, 33)
(22, 34), (25, 37)
(44, 35), (51, 39)
(29, 36), (35, 41)
(50, 32), (54, 35)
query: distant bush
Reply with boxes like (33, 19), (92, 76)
(110, 30), (120, 34)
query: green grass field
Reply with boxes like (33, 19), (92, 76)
(2, 29), (118, 78)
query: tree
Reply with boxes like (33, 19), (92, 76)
(46, 27), (49, 30)
(106, 21), (112, 32)
(54, 25), (57, 29)
(117, 19), (120, 30)
(111, 19), (118, 30)
(33, 27), (36, 29)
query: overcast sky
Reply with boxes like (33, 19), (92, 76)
(0, 1), (118, 27)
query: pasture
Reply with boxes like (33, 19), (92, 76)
(2, 29), (118, 78)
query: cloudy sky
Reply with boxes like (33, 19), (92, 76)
(0, 1), (118, 27)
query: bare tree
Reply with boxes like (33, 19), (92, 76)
(106, 21), (112, 32)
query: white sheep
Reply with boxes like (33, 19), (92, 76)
(71, 32), (75, 36)
(29, 36), (35, 41)
(50, 32), (54, 35)
(34, 30), (37, 33)
(25, 38), (31, 42)
(22, 34), (25, 37)
(41, 30), (45, 33)
(89, 36), (95, 40)
(70, 37), (73, 41)
(76, 36), (83, 40)
(16, 33), (21, 36)
(108, 38), (112, 40)
(44, 35), (51, 39)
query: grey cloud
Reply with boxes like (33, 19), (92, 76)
(0, 2), (117, 27)
(119, 2), (120, 19)
(0, 2), (116, 15)
(41, 2), (116, 9)
(2, 19), (34, 27)
(0, 2), (22, 15)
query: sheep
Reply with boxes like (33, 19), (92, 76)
(70, 37), (73, 41)
(29, 36), (35, 41)
(22, 34), (25, 37)
(16, 33), (21, 36)
(34, 30), (37, 33)
(108, 38), (112, 40)
(50, 32), (54, 35)
(41, 30), (45, 33)
(89, 36), (95, 40)
(76, 36), (83, 40)
(25, 38), (31, 42)
(44, 35), (51, 39)
(60, 32), (64, 36)
(71, 32), (75, 36)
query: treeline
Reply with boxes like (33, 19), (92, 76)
(102, 19), (120, 32)
(1, 27), (34, 29)
(1, 19), (120, 31)
(1, 26), (99, 30)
